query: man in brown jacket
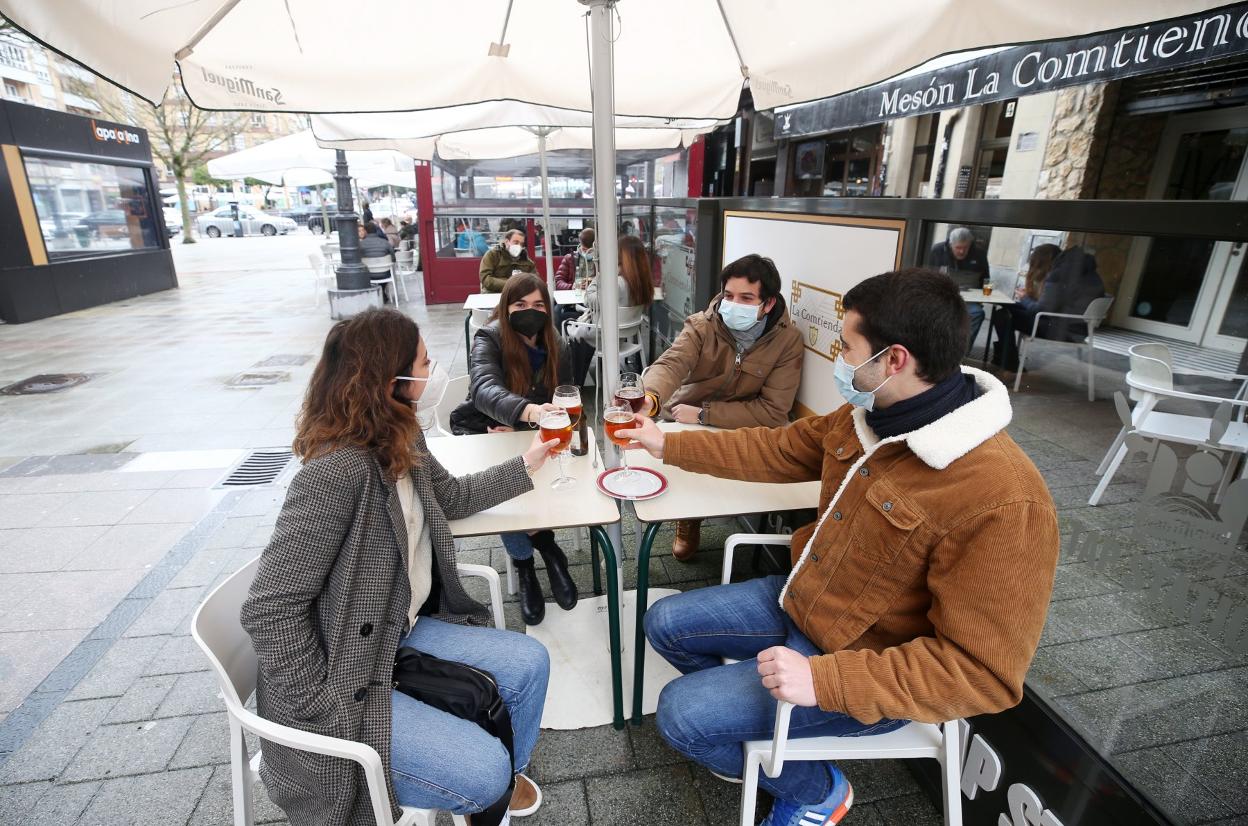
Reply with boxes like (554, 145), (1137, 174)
(621, 269), (1059, 826)
(641, 253), (805, 559)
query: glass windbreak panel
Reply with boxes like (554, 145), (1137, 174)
(1130, 237), (1216, 326)
(1164, 129), (1246, 201)
(25, 156), (160, 256)
(923, 219), (1248, 826)
(431, 209), (595, 260)
(1216, 252), (1248, 338)
(653, 205), (697, 349)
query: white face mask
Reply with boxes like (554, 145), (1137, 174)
(396, 360), (450, 413)
(508, 243), (523, 258)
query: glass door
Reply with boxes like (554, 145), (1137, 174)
(1114, 108), (1248, 351)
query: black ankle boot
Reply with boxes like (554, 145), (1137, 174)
(536, 542), (578, 611)
(514, 557), (545, 626)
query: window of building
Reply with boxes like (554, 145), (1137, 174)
(23, 156), (161, 257)
(790, 124), (883, 198)
(4, 80), (27, 101)
(906, 115), (940, 197)
(232, 135), (246, 151)
(970, 99), (1017, 199)
(250, 113), (266, 129)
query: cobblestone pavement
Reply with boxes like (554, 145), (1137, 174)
(0, 231), (1218, 824)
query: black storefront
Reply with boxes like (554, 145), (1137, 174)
(0, 101), (177, 323)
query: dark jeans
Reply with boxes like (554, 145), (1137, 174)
(643, 575), (906, 805)
(990, 299), (1038, 368)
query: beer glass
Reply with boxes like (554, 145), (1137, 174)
(604, 403), (636, 479)
(613, 372), (645, 413)
(553, 385), (582, 427)
(539, 408), (575, 489)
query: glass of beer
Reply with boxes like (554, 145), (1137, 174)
(614, 372), (646, 413)
(982, 278), (993, 296)
(553, 385), (582, 427)
(604, 403), (637, 479)
(539, 408), (575, 489)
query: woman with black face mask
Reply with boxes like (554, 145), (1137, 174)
(450, 273), (579, 627)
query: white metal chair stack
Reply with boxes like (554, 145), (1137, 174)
(191, 555), (506, 826)
(721, 533), (963, 826)
(1013, 296), (1114, 401)
(362, 257), (408, 305)
(1088, 342), (1248, 505)
(564, 305), (648, 387)
(307, 253), (335, 306)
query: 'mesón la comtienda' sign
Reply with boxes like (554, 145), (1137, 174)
(775, 3), (1248, 139)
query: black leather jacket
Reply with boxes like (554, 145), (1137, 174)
(451, 320), (572, 434)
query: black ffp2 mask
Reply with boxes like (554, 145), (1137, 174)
(509, 308), (548, 338)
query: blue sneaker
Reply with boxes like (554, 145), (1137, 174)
(760, 765), (853, 826)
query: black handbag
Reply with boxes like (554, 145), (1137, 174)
(392, 646), (515, 826)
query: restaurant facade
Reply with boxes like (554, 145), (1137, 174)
(0, 100), (177, 324)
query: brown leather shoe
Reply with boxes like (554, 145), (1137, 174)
(510, 773), (542, 816)
(671, 518), (701, 562)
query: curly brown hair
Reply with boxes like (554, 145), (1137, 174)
(293, 308), (422, 480)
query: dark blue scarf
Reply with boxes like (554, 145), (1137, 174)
(865, 370), (980, 439)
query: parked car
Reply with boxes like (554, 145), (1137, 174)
(162, 207), (183, 238)
(75, 209), (132, 240)
(194, 206), (298, 238)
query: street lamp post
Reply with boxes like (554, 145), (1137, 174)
(333, 149), (370, 291)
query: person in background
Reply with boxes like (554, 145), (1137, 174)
(926, 227), (990, 350)
(380, 217), (401, 248)
(361, 200), (374, 225)
(556, 228), (597, 290)
(358, 221), (393, 260)
(565, 234), (655, 384)
(242, 308), (554, 825)
(398, 216), (418, 243)
(450, 273), (578, 626)
(640, 254), (804, 560)
(480, 229), (537, 293)
(989, 243), (1059, 371)
(622, 269), (1059, 826)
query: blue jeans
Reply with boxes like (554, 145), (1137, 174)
(644, 576), (905, 805)
(501, 531), (534, 561)
(390, 618), (549, 814)
(967, 302), (985, 352)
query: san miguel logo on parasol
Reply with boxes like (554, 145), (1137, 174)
(199, 67), (286, 106)
(90, 120), (141, 145)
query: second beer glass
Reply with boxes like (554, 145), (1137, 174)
(539, 408), (576, 490)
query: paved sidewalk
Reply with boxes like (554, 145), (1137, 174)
(3, 231), (1229, 824)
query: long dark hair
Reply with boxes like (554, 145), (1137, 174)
(489, 273), (559, 396)
(619, 235), (654, 306)
(294, 308), (421, 480)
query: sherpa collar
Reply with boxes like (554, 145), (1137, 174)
(850, 366), (1011, 470)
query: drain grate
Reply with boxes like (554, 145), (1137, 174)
(253, 354), (313, 368)
(226, 371), (290, 387)
(1, 373), (92, 395)
(218, 449), (295, 487)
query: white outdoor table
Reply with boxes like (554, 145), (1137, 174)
(961, 288), (1018, 365)
(626, 422), (821, 723)
(426, 428), (631, 727)
(462, 290), (584, 353)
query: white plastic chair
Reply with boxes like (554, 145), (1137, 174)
(468, 308), (493, 342)
(191, 556), (506, 826)
(1088, 342), (1248, 505)
(307, 253), (335, 307)
(395, 249), (417, 275)
(721, 534), (963, 826)
(425, 375), (470, 438)
(1013, 296), (1114, 401)
(565, 306), (647, 387)
(362, 257), (408, 305)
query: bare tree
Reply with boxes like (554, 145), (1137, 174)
(63, 71), (247, 244)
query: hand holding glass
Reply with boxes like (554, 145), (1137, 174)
(539, 408), (576, 490)
(604, 404), (638, 478)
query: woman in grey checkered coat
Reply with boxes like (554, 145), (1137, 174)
(241, 308), (556, 826)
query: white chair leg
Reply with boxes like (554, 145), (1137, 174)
(1095, 427), (1128, 476)
(739, 751), (762, 826)
(941, 721), (963, 826)
(230, 720), (256, 826)
(1089, 444), (1129, 506)
(1086, 343), (1095, 402)
(505, 554), (517, 596)
(1013, 340), (1029, 392)
(396, 267), (410, 302)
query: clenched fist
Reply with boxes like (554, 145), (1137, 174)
(756, 646), (817, 707)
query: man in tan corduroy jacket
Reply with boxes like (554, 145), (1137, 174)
(641, 254), (804, 560)
(622, 268), (1059, 826)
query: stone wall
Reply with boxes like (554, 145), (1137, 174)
(1035, 83), (1119, 201)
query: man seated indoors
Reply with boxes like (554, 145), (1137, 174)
(618, 268), (1060, 826)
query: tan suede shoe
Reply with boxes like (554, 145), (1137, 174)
(510, 773), (542, 817)
(671, 518), (701, 562)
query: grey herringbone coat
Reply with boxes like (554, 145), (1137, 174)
(240, 438), (531, 826)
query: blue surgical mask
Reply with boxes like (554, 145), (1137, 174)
(833, 347), (893, 411)
(718, 297), (763, 332)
